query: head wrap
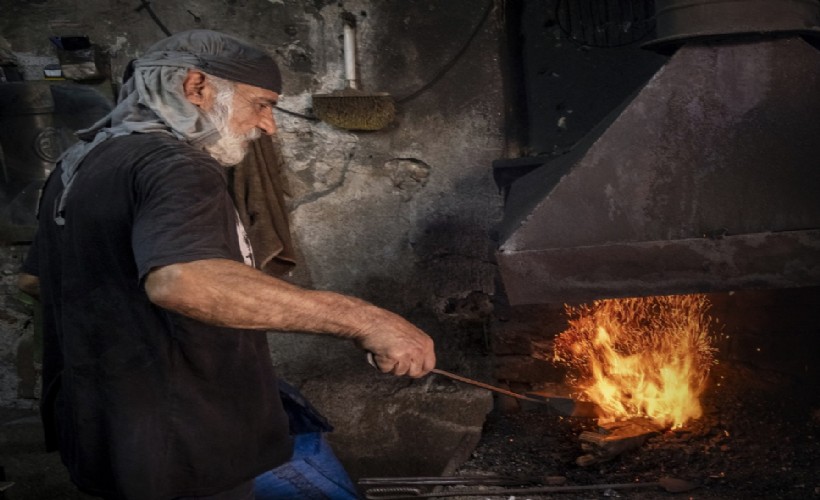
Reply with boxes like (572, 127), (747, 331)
(137, 30), (282, 94)
(54, 30), (282, 225)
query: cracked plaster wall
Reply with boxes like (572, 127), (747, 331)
(0, 0), (504, 478)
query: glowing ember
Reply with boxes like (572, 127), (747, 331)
(553, 294), (717, 429)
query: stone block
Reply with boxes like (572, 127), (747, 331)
(300, 371), (493, 481)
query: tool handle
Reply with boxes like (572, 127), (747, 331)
(342, 14), (358, 89)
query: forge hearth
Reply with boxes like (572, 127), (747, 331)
(463, 286), (820, 499)
(455, 360), (819, 499)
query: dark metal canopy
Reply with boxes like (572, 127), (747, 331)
(497, 0), (820, 304)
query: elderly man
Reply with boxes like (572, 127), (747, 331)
(18, 30), (435, 500)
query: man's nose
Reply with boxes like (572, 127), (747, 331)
(258, 112), (277, 135)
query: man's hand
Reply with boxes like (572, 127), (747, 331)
(354, 306), (436, 379)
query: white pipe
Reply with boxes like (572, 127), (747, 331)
(343, 22), (358, 90)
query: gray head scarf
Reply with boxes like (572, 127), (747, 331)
(54, 29), (282, 225)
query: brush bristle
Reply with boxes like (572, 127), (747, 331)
(312, 94), (396, 131)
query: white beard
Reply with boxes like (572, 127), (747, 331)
(203, 85), (261, 166)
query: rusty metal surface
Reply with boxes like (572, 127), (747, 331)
(498, 230), (820, 304)
(645, 0), (820, 52)
(497, 35), (820, 304)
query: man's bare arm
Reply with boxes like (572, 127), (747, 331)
(144, 258), (435, 378)
(17, 273), (40, 300)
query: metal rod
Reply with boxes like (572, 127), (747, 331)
(366, 352), (542, 403)
(431, 368), (542, 403)
(359, 475), (545, 486)
(365, 481), (664, 499)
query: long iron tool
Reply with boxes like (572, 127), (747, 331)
(366, 353), (600, 418)
(361, 476), (697, 499)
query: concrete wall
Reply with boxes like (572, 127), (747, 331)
(0, 245), (37, 407)
(0, 0), (503, 480)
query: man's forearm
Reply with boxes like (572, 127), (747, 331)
(146, 258), (372, 335)
(145, 258), (436, 377)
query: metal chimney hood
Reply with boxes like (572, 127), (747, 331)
(497, 0), (820, 305)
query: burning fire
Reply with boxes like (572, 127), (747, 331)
(553, 294), (717, 429)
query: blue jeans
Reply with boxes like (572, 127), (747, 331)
(254, 432), (360, 499)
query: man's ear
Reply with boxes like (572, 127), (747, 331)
(183, 69), (209, 107)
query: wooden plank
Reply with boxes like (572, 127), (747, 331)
(576, 417), (664, 466)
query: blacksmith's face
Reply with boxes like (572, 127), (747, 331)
(202, 79), (279, 166)
(229, 82), (279, 137)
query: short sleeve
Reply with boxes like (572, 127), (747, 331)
(132, 154), (238, 281)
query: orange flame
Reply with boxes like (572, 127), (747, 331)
(553, 294), (717, 429)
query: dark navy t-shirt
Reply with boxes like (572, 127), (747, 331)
(23, 133), (293, 500)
